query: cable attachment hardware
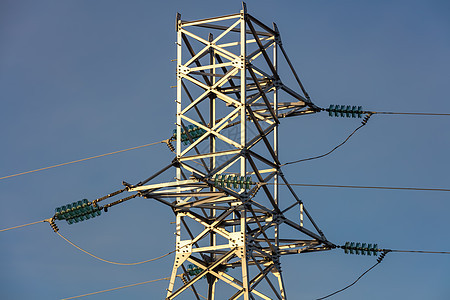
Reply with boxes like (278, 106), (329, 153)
(326, 105), (363, 118)
(361, 112), (373, 126)
(248, 182), (262, 199)
(377, 250), (390, 263)
(45, 218), (59, 232)
(164, 139), (175, 153)
(180, 274), (188, 285)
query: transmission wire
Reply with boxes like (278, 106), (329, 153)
(372, 111), (450, 116)
(0, 220), (46, 232)
(282, 123), (366, 166)
(61, 277), (170, 299)
(316, 247), (450, 299)
(266, 182), (450, 192)
(0, 140), (165, 181)
(57, 231), (174, 266)
(390, 249), (450, 254)
(3, 110), (449, 181)
(316, 261), (380, 300)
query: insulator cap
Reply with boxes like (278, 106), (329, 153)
(172, 124), (207, 145)
(54, 199), (102, 225)
(342, 241), (380, 256)
(213, 175), (254, 190)
(327, 104), (363, 118)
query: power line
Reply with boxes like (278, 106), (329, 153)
(372, 111), (450, 116)
(282, 121), (368, 166)
(0, 220), (45, 232)
(2, 182), (448, 234)
(3, 183), (449, 233)
(316, 261), (380, 300)
(277, 108), (450, 166)
(0, 140), (165, 181)
(267, 182), (450, 192)
(323, 106), (450, 117)
(318, 246), (450, 299)
(391, 249), (450, 254)
(337, 243), (450, 256)
(57, 231), (175, 266)
(61, 277), (170, 299)
(2, 111), (448, 182)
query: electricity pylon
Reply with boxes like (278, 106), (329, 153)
(127, 3), (335, 299)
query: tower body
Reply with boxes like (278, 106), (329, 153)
(129, 6), (333, 299)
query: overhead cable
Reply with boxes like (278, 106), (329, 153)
(390, 249), (450, 254)
(0, 140), (165, 181)
(372, 111), (450, 116)
(316, 261), (381, 300)
(267, 182), (450, 193)
(323, 105), (450, 117)
(282, 116), (370, 166)
(2, 182), (449, 234)
(320, 243), (450, 299)
(61, 277), (170, 299)
(0, 220), (46, 232)
(56, 231), (175, 266)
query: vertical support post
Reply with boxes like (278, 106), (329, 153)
(208, 32), (217, 300)
(273, 23), (287, 300)
(240, 205), (250, 300)
(240, 7), (247, 179)
(300, 203), (304, 227)
(240, 6), (249, 300)
(273, 23), (280, 251)
(167, 214), (183, 297)
(274, 271), (287, 300)
(168, 13), (183, 298)
(176, 13), (182, 183)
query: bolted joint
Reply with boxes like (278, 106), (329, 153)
(272, 213), (285, 224)
(122, 181), (133, 189)
(273, 79), (282, 89)
(171, 158), (181, 168)
(274, 34), (282, 45)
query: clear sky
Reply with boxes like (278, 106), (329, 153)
(1, 0), (449, 299)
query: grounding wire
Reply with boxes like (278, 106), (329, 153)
(61, 277), (171, 299)
(0, 140), (165, 181)
(56, 231), (175, 266)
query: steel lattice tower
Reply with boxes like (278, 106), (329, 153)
(127, 3), (335, 299)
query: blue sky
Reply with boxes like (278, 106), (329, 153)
(1, 0), (449, 299)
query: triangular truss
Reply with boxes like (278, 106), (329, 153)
(125, 4), (334, 299)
